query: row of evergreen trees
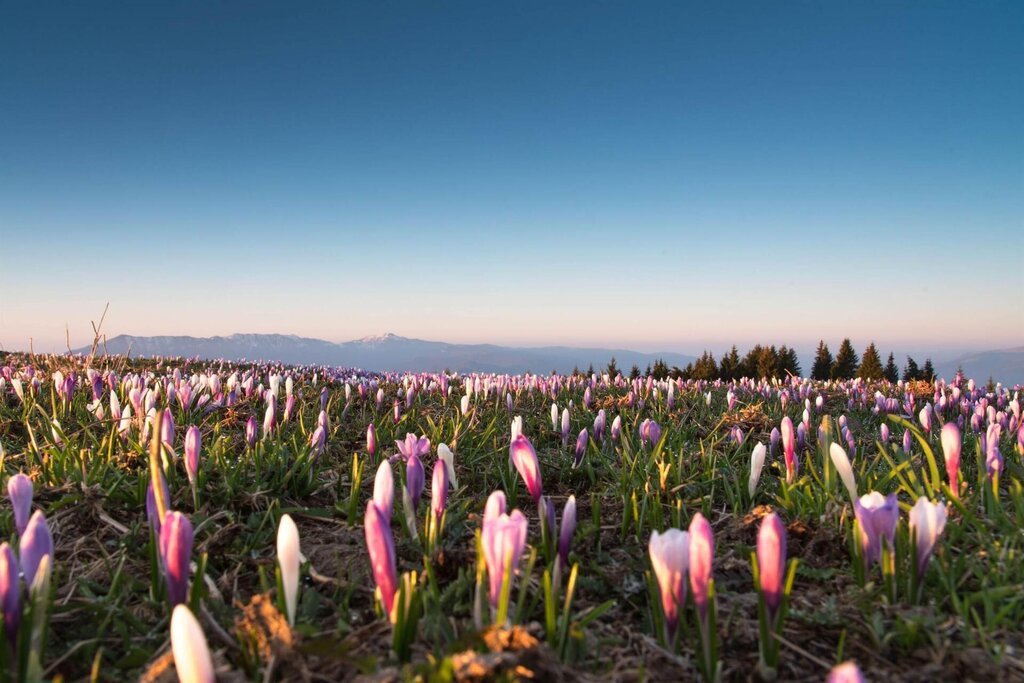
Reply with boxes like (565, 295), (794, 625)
(575, 341), (938, 382)
(809, 339), (934, 381)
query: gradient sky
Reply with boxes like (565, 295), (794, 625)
(1, 2), (1021, 356)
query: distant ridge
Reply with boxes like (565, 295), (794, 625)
(77, 333), (697, 375)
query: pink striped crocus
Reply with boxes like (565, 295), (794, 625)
(649, 528), (689, 642)
(159, 511), (194, 606)
(780, 417), (797, 484)
(184, 426), (201, 485)
(756, 512), (786, 619)
(940, 422), (961, 496)
(481, 507), (529, 608)
(688, 513), (714, 622)
(509, 435), (543, 503)
(364, 499), (398, 621)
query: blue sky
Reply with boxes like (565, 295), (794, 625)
(1, 2), (1021, 355)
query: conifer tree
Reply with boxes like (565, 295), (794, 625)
(902, 356), (920, 381)
(921, 358), (936, 382)
(781, 346), (802, 377)
(811, 341), (833, 380)
(883, 352), (899, 383)
(831, 338), (859, 380)
(858, 343), (884, 380)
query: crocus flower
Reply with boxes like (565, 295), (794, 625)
(880, 424), (890, 443)
(550, 403), (559, 431)
(245, 416), (257, 448)
(649, 528), (689, 640)
(364, 498), (398, 621)
(309, 424), (326, 456)
(7, 473), (33, 536)
(160, 511), (194, 606)
(406, 454), (425, 509)
(640, 419), (662, 449)
(558, 495), (576, 566)
(396, 433), (430, 461)
(756, 512), (786, 617)
(0, 542), (19, 643)
(170, 604), (215, 683)
(373, 461), (394, 523)
(509, 434), (543, 503)
(184, 426), (201, 484)
(263, 399), (276, 438)
(510, 415), (523, 441)
(366, 423), (377, 456)
(560, 408), (570, 446)
(853, 492), (899, 568)
(460, 395), (471, 417)
(438, 443), (457, 489)
(940, 422), (961, 495)
(780, 417), (797, 484)
(482, 508), (529, 608)
(769, 427), (780, 457)
(484, 490), (506, 526)
(611, 415), (622, 441)
(688, 513), (714, 621)
(908, 496), (946, 580)
(829, 443), (858, 503)
(902, 429), (912, 454)
(430, 459), (448, 521)
(827, 661), (866, 683)
(573, 429), (588, 469)
(594, 410), (606, 441)
(749, 442), (767, 498)
(19, 510), (53, 589)
(986, 423), (1003, 478)
(918, 405), (932, 434)
(277, 513), (300, 626)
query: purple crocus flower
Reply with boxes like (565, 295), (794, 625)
(372, 461), (394, 523)
(640, 419), (662, 449)
(395, 433), (430, 461)
(902, 429), (912, 454)
(558, 495), (576, 567)
(769, 427), (780, 457)
(406, 454), (425, 509)
(20, 510), (54, 589)
(430, 459), (448, 521)
(611, 415), (622, 441)
(245, 416), (257, 448)
(594, 410), (606, 442)
(880, 423), (890, 444)
(0, 542), (19, 643)
(159, 511), (194, 606)
(827, 662), (866, 683)
(986, 423), (1003, 478)
(649, 528), (689, 640)
(573, 429), (589, 469)
(853, 492), (899, 568)
(7, 473), (33, 536)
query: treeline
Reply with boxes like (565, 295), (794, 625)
(577, 339), (939, 382)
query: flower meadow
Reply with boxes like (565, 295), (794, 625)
(0, 352), (1022, 681)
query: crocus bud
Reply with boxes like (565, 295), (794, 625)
(756, 512), (786, 616)
(19, 510), (54, 589)
(573, 428), (589, 469)
(827, 661), (866, 683)
(159, 511), (194, 606)
(986, 423), (1003, 478)
(749, 442), (767, 498)
(880, 423), (890, 443)
(648, 528), (689, 640)
(373, 461), (394, 523)
(366, 423), (377, 456)
(184, 426), (201, 483)
(558, 495), (576, 566)
(780, 417), (797, 484)
(829, 443), (858, 503)
(902, 429), (912, 454)
(438, 443), (457, 489)
(0, 542), (20, 643)
(460, 395), (471, 417)
(611, 415), (622, 441)
(431, 459), (449, 520)
(482, 508), (529, 608)
(940, 422), (961, 495)
(245, 416), (257, 448)
(364, 501), (398, 621)
(406, 454), (425, 509)
(688, 513), (714, 621)
(769, 427), (780, 457)
(484, 490), (506, 526)
(908, 496), (947, 580)
(277, 513), (300, 626)
(170, 605), (215, 683)
(509, 435), (543, 503)
(7, 473), (33, 536)
(550, 403), (559, 431)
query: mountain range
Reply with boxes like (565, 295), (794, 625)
(78, 333), (697, 375)
(72, 334), (1024, 383)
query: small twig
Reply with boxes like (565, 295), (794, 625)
(772, 631), (834, 670)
